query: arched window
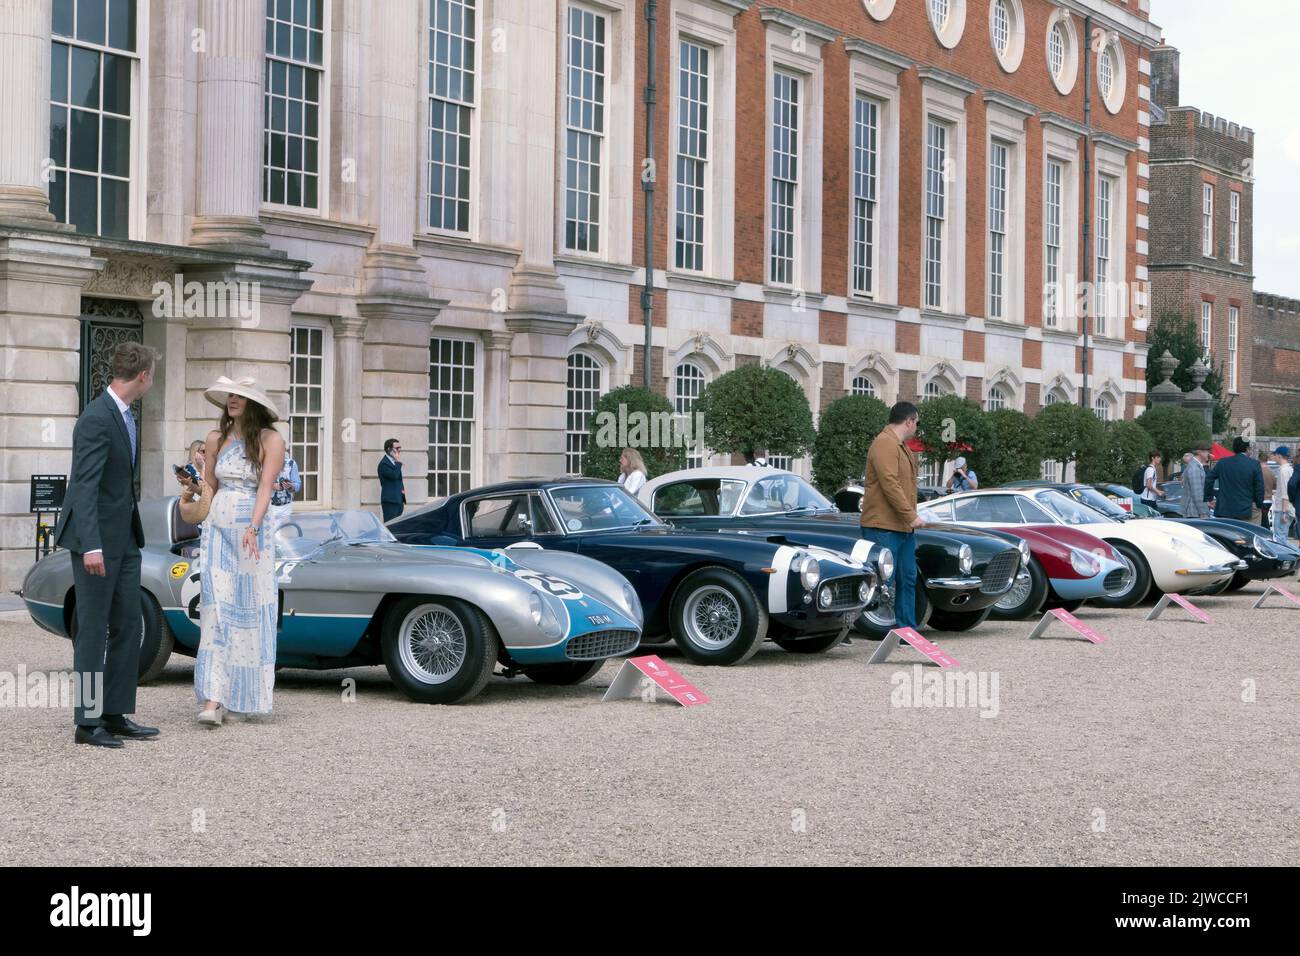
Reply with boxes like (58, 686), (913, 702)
(985, 385), (1009, 412)
(1093, 394), (1114, 422)
(566, 352), (603, 476)
(768, 366), (801, 472)
(851, 375), (877, 398)
(923, 379), (950, 401)
(674, 361), (707, 469)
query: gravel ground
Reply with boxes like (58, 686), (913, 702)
(2, 582), (1297, 867)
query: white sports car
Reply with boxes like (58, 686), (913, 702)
(920, 487), (1245, 605)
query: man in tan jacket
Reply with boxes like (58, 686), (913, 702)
(861, 401), (924, 629)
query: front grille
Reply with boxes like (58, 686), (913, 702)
(1103, 567), (1130, 592)
(980, 551), (1020, 594)
(820, 575), (868, 612)
(565, 629), (640, 661)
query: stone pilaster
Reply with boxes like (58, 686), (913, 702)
(145, 0), (190, 245)
(331, 316), (366, 509)
(361, 0), (426, 298)
(482, 329), (514, 484)
(357, 298), (445, 513)
(0, 230), (105, 591)
(0, 0), (56, 223)
(329, 0), (365, 225)
(505, 313), (581, 479)
(180, 261), (313, 450)
(505, 0), (568, 315)
(190, 0), (268, 251)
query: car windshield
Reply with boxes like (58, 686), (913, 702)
(548, 484), (663, 532)
(1033, 490), (1109, 526)
(740, 475), (835, 515)
(275, 510), (394, 555)
(1070, 486), (1131, 520)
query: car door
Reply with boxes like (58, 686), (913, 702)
(650, 478), (738, 532)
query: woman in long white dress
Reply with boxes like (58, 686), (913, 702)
(194, 377), (286, 726)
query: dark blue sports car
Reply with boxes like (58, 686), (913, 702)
(387, 479), (877, 665)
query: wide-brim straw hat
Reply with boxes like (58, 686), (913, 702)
(204, 375), (281, 422)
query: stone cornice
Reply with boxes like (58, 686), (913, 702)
(357, 292), (448, 323)
(504, 312), (583, 336)
(843, 38), (913, 74)
(983, 90), (1037, 119)
(1092, 131), (1140, 154)
(1039, 112), (1090, 137)
(916, 67), (979, 97)
(758, 6), (839, 44)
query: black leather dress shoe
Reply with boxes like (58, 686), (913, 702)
(102, 716), (161, 739)
(75, 726), (124, 748)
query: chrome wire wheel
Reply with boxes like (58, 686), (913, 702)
(997, 573), (1033, 611)
(398, 604), (467, 685)
(863, 583), (895, 628)
(682, 585), (742, 649)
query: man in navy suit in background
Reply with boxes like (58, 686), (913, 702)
(53, 343), (161, 748)
(378, 438), (406, 522)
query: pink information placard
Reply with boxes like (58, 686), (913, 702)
(601, 655), (710, 707)
(867, 627), (960, 668)
(1028, 607), (1108, 643)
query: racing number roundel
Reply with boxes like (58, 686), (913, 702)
(512, 569), (583, 601)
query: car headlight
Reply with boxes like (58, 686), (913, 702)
(858, 579), (871, 604)
(528, 591), (564, 640)
(958, 544), (973, 575)
(797, 553), (820, 591)
(1253, 535), (1280, 559)
(1069, 548), (1100, 576)
(622, 582), (643, 623)
(877, 547), (895, 583)
(818, 586), (833, 608)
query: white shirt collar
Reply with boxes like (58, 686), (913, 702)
(105, 384), (130, 414)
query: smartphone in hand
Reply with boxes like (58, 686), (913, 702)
(173, 463), (200, 483)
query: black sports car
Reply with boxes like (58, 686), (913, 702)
(640, 468), (1025, 638)
(387, 479), (875, 665)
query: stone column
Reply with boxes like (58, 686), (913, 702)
(190, 0), (268, 250)
(0, 234), (105, 591)
(505, 314), (580, 479)
(0, 0), (56, 222)
(331, 316), (366, 509)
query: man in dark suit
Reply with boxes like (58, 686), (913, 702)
(54, 343), (161, 748)
(378, 438), (406, 521)
(1204, 436), (1264, 521)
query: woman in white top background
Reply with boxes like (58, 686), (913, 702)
(617, 447), (648, 495)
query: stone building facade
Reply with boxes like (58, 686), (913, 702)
(0, 0), (1160, 590)
(1146, 43), (1255, 428)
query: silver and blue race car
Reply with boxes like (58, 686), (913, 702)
(19, 498), (643, 704)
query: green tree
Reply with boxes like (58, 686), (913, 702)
(915, 395), (994, 479)
(977, 409), (1045, 486)
(694, 364), (816, 463)
(1145, 313), (1232, 431)
(1267, 413), (1300, 436)
(1077, 419), (1156, 485)
(1136, 405), (1211, 469)
(1036, 402), (1105, 477)
(811, 394), (890, 494)
(581, 385), (687, 480)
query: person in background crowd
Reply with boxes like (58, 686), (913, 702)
(1140, 452), (1165, 506)
(1289, 449), (1300, 532)
(1258, 451), (1276, 530)
(861, 402), (924, 631)
(54, 342), (160, 748)
(746, 449), (770, 467)
(267, 452), (301, 537)
(378, 438), (405, 521)
(617, 448), (648, 495)
(1180, 443), (1212, 518)
(1272, 447), (1295, 543)
(945, 456), (978, 492)
(1178, 452), (1193, 478)
(1205, 436), (1263, 521)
